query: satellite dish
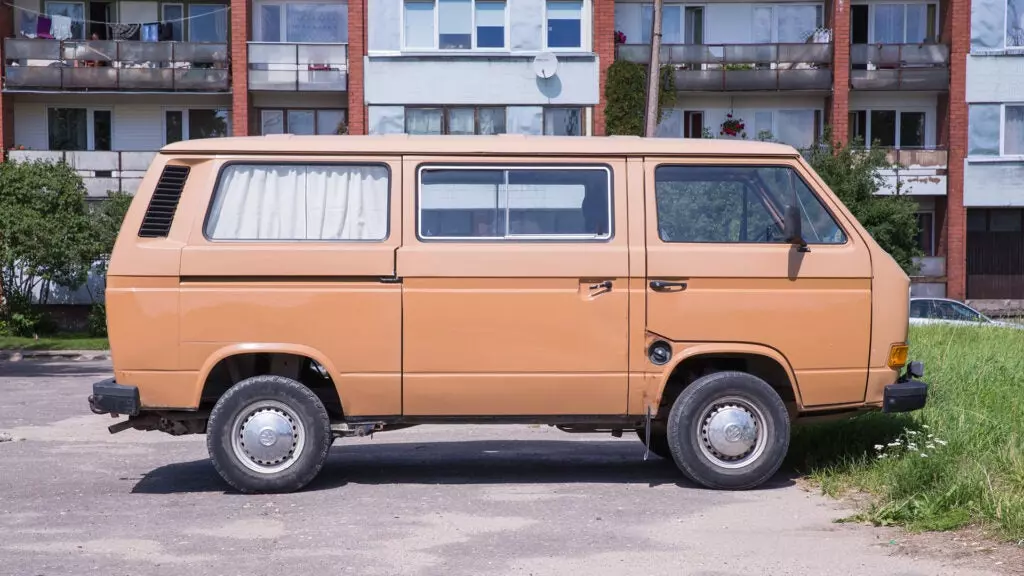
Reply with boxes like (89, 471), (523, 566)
(533, 52), (559, 79)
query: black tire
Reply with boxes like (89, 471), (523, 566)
(207, 375), (332, 494)
(635, 421), (672, 459)
(666, 371), (789, 490)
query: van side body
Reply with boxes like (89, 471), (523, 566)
(89, 135), (927, 493)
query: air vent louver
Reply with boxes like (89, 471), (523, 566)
(138, 165), (190, 238)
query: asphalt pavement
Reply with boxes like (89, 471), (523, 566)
(0, 359), (1018, 576)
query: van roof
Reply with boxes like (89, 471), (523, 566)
(161, 134), (800, 157)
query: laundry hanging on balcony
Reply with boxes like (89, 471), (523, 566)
(108, 23), (140, 41)
(50, 14), (72, 41)
(4, 2), (232, 37)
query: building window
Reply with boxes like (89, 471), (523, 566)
(162, 4), (185, 41)
(405, 106), (507, 134)
(254, 1), (348, 43)
(164, 109), (231, 144)
(851, 2), (938, 44)
(850, 109), (927, 148)
(189, 3), (229, 43)
(402, 0), (507, 50)
(1004, 106), (1024, 155)
(1009, 0), (1024, 46)
(546, 0), (584, 49)
(260, 109), (347, 135)
(45, 2), (86, 39)
(418, 166), (611, 239)
(915, 212), (934, 256)
(47, 108), (110, 151)
(968, 103), (1024, 157)
(654, 165), (846, 244)
(752, 4), (824, 43)
(206, 164), (390, 241)
(616, 3), (703, 44)
(544, 107), (583, 135)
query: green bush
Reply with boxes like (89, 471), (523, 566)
(604, 60), (675, 136)
(87, 304), (107, 337)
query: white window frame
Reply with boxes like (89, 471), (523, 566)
(623, 3), (704, 45)
(44, 1), (86, 39)
(750, 3), (826, 43)
(851, 0), (940, 44)
(850, 107), (933, 149)
(252, 0), (349, 44)
(161, 3), (185, 40)
(400, 0), (511, 52)
(46, 106), (113, 151)
(162, 108), (232, 145)
(543, 0), (592, 52)
(416, 164), (612, 241)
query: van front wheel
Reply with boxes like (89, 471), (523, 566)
(666, 371), (789, 490)
(207, 375), (332, 494)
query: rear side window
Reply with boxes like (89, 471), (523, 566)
(205, 164), (390, 241)
(909, 300), (929, 318)
(654, 165), (846, 245)
(418, 166), (611, 240)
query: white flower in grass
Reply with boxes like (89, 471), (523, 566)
(926, 444), (936, 450)
(935, 439), (948, 446)
(874, 444), (884, 451)
(888, 442), (901, 447)
(922, 424), (930, 429)
(920, 453), (928, 458)
(877, 454), (887, 459)
(907, 430), (918, 436)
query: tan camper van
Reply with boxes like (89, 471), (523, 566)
(88, 135), (927, 494)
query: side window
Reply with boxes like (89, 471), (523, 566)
(205, 164), (390, 240)
(418, 166), (611, 239)
(654, 165), (847, 245)
(909, 300), (929, 318)
(949, 302), (984, 322)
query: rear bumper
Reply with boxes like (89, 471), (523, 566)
(88, 378), (141, 417)
(882, 378), (928, 413)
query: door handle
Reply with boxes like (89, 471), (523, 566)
(589, 280), (613, 291)
(650, 280), (687, 292)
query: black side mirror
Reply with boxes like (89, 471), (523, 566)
(784, 205), (809, 252)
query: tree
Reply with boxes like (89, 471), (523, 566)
(604, 61), (674, 136)
(0, 160), (130, 335)
(805, 128), (922, 274)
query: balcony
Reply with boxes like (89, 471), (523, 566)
(3, 39), (229, 92)
(850, 44), (949, 91)
(8, 150), (156, 197)
(615, 43), (833, 91)
(875, 147), (948, 195)
(248, 42), (348, 91)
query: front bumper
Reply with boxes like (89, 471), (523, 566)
(882, 361), (928, 413)
(88, 378), (141, 417)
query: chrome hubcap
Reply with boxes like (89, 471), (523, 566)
(697, 396), (767, 469)
(231, 401), (305, 474)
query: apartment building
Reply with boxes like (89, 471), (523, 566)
(0, 0), (999, 308)
(964, 0), (1024, 308)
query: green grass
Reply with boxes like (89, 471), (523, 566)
(788, 324), (1024, 541)
(0, 335), (109, 351)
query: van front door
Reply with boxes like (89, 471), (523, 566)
(397, 158), (630, 416)
(643, 159), (873, 407)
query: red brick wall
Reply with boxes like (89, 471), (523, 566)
(945, 0), (969, 300)
(230, 0), (250, 136)
(347, 0), (366, 135)
(828, 0), (850, 144)
(592, 0), (615, 136)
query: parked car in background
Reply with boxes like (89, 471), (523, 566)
(910, 298), (1023, 329)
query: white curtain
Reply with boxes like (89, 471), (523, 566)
(1005, 107), (1024, 155)
(207, 165), (389, 240)
(776, 5), (819, 43)
(874, 4), (905, 44)
(406, 108), (443, 134)
(776, 110), (816, 149)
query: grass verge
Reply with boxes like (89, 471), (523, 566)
(0, 335), (109, 351)
(787, 324), (1024, 542)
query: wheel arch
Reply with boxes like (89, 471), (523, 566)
(194, 343), (345, 417)
(651, 343), (803, 418)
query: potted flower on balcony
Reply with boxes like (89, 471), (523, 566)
(614, 30), (627, 45)
(720, 113), (746, 139)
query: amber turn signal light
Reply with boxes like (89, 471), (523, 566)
(888, 344), (909, 370)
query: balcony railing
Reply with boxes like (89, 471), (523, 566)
(7, 150), (156, 197)
(876, 147), (948, 196)
(616, 43), (833, 91)
(248, 42), (348, 91)
(3, 39), (229, 92)
(850, 44), (949, 90)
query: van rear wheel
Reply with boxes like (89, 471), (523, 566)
(207, 375), (332, 494)
(666, 371), (789, 490)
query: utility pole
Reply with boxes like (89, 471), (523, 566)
(643, 0), (664, 137)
